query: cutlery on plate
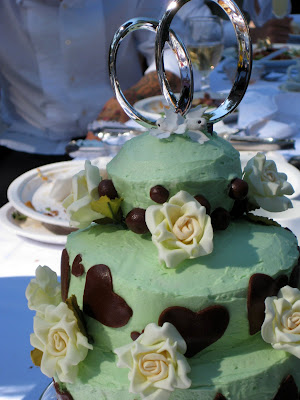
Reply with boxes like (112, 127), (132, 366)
(225, 134), (295, 151)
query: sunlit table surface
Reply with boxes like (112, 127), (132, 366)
(1, 64), (300, 400)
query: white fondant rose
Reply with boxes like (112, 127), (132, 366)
(26, 266), (61, 312)
(63, 160), (105, 228)
(262, 285), (300, 358)
(146, 191), (213, 268)
(243, 153), (294, 212)
(114, 322), (191, 400)
(30, 302), (92, 383)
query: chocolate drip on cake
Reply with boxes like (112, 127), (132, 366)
(61, 248), (70, 302)
(53, 381), (74, 400)
(272, 375), (298, 400)
(214, 393), (227, 400)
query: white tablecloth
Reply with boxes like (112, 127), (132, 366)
(1, 66), (300, 400)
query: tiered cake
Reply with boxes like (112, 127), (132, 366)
(27, 129), (300, 400)
(26, 1), (300, 399)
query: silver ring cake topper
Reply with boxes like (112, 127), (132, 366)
(109, 0), (252, 128)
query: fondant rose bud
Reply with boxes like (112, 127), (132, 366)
(30, 302), (92, 383)
(26, 266), (61, 312)
(114, 322), (191, 400)
(63, 160), (105, 228)
(145, 191), (213, 268)
(262, 286), (300, 358)
(243, 153), (294, 212)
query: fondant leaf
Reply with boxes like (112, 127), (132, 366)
(91, 196), (122, 221)
(31, 348), (43, 367)
(246, 213), (281, 227)
(66, 295), (92, 343)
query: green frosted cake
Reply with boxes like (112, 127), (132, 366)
(26, 127), (300, 400)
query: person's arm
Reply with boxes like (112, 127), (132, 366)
(250, 16), (292, 43)
(98, 71), (181, 122)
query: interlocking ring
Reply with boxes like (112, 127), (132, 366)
(109, 18), (193, 128)
(156, 0), (252, 123)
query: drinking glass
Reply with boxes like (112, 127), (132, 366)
(184, 16), (224, 91)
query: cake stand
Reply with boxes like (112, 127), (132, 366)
(40, 382), (57, 400)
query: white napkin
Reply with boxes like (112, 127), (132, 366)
(238, 91), (277, 130)
(254, 119), (297, 139)
(238, 90), (299, 139)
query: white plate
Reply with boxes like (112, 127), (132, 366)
(0, 202), (72, 245)
(134, 92), (238, 123)
(239, 151), (300, 200)
(7, 160), (87, 228)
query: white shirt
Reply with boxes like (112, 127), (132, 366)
(0, 0), (185, 154)
(242, 0), (291, 27)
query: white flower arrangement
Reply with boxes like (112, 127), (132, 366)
(262, 285), (300, 358)
(114, 322), (191, 400)
(26, 266), (93, 383)
(243, 152), (294, 212)
(145, 191), (213, 268)
(149, 106), (209, 144)
(30, 302), (92, 383)
(63, 160), (105, 228)
(26, 266), (61, 312)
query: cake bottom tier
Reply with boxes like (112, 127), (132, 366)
(63, 335), (300, 400)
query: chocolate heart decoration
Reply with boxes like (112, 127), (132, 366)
(53, 381), (73, 400)
(273, 375), (298, 400)
(247, 273), (288, 335)
(61, 249), (70, 302)
(158, 305), (229, 358)
(83, 264), (133, 328)
(214, 394), (227, 400)
(71, 254), (85, 277)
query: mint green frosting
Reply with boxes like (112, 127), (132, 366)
(107, 132), (241, 215)
(65, 337), (300, 400)
(64, 220), (299, 399)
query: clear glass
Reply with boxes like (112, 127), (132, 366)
(184, 16), (224, 91)
(40, 382), (57, 400)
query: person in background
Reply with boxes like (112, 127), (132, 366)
(242, 0), (292, 43)
(0, 0), (211, 207)
(206, 0), (292, 44)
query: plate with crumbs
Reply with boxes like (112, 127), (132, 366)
(134, 91), (238, 123)
(7, 160), (88, 228)
(0, 203), (72, 245)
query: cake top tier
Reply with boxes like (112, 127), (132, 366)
(107, 131), (241, 216)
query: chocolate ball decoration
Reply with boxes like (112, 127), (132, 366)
(98, 179), (118, 199)
(125, 208), (149, 234)
(229, 178), (248, 200)
(211, 207), (231, 231)
(194, 194), (211, 215)
(150, 185), (169, 204)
